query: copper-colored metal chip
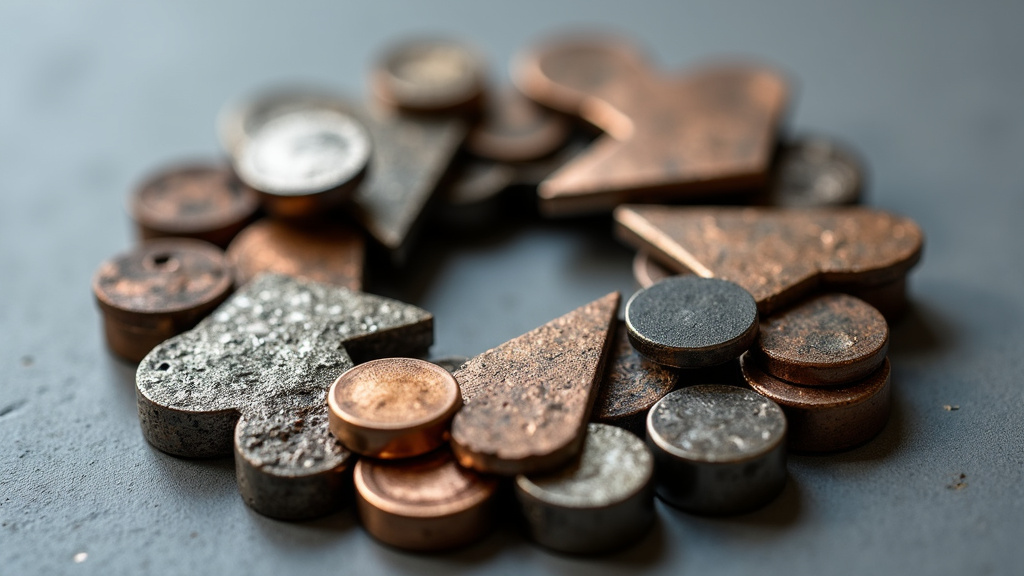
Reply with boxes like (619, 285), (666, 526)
(226, 219), (364, 290)
(756, 293), (889, 386)
(632, 250), (683, 289)
(592, 322), (679, 435)
(741, 352), (891, 453)
(354, 449), (498, 552)
(515, 35), (788, 216)
(451, 292), (620, 475)
(92, 239), (232, 362)
(327, 358), (461, 459)
(130, 162), (259, 248)
(372, 38), (486, 115)
(614, 205), (924, 315)
(466, 87), (570, 163)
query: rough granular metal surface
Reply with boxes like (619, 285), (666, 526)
(614, 205), (924, 314)
(451, 292), (620, 475)
(593, 322), (679, 434)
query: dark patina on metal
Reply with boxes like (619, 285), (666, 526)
(515, 34), (789, 216)
(625, 276), (759, 368)
(226, 218), (365, 291)
(92, 239), (233, 362)
(647, 384), (787, 515)
(614, 205), (924, 315)
(136, 274), (433, 519)
(130, 162), (260, 248)
(451, 292), (620, 475)
(761, 136), (864, 208)
(592, 322), (679, 435)
(757, 293), (889, 386)
(741, 352), (891, 453)
(516, 423), (655, 554)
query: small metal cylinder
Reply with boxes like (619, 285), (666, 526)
(515, 423), (654, 554)
(647, 385), (787, 515)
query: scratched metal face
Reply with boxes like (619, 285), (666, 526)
(450, 292), (620, 475)
(614, 205), (924, 314)
(516, 35), (789, 216)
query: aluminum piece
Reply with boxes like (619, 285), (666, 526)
(328, 358), (461, 458)
(354, 449), (498, 552)
(757, 293), (889, 386)
(592, 322), (679, 435)
(625, 276), (759, 368)
(130, 162), (259, 248)
(372, 38), (486, 115)
(235, 404), (352, 521)
(515, 35), (789, 216)
(515, 423), (654, 554)
(741, 352), (892, 453)
(227, 219), (365, 291)
(763, 136), (864, 207)
(92, 239), (232, 362)
(614, 205), (924, 314)
(451, 292), (620, 475)
(647, 385), (787, 515)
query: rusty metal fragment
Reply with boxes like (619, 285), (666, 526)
(372, 38), (486, 115)
(136, 274), (433, 518)
(354, 449), (498, 551)
(130, 162), (260, 248)
(614, 205), (924, 315)
(451, 292), (620, 475)
(92, 239), (232, 362)
(756, 293), (889, 386)
(592, 322), (679, 435)
(515, 35), (788, 215)
(227, 219), (365, 290)
(741, 352), (891, 453)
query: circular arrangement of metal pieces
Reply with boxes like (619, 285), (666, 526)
(626, 276), (759, 368)
(466, 87), (571, 163)
(328, 358), (462, 459)
(130, 162), (260, 248)
(632, 250), (682, 289)
(372, 38), (486, 114)
(227, 218), (365, 291)
(92, 238), (233, 362)
(765, 136), (864, 207)
(756, 293), (889, 386)
(741, 352), (892, 453)
(515, 423), (655, 554)
(646, 385), (788, 515)
(233, 108), (372, 217)
(353, 449), (498, 552)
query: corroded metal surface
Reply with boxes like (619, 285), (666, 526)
(625, 276), (759, 368)
(632, 250), (681, 289)
(354, 449), (498, 552)
(762, 136), (864, 207)
(451, 292), (620, 475)
(429, 355), (470, 374)
(592, 322), (679, 435)
(741, 352), (891, 453)
(614, 205), (924, 314)
(466, 87), (571, 163)
(647, 385), (787, 514)
(234, 404), (352, 520)
(130, 162), (260, 248)
(371, 38), (486, 115)
(226, 219), (365, 291)
(757, 293), (889, 385)
(328, 358), (461, 459)
(92, 239), (233, 362)
(515, 35), (788, 215)
(515, 423), (654, 554)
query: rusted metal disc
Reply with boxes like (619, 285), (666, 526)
(765, 136), (864, 207)
(354, 449), (498, 552)
(234, 108), (371, 217)
(625, 277), (759, 368)
(328, 358), (462, 459)
(741, 352), (892, 453)
(372, 38), (485, 115)
(226, 219), (365, 291)
(465, 87), (571, 163)
(756, 293), (889, 386)
(92, 239), (232, 362)
(632, 250), (681, 289)
(130, 162), (260, 248)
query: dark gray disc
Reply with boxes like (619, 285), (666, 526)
(625, 276), (759, 368)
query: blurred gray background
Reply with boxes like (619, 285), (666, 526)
(2, 1), (1022, 575)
